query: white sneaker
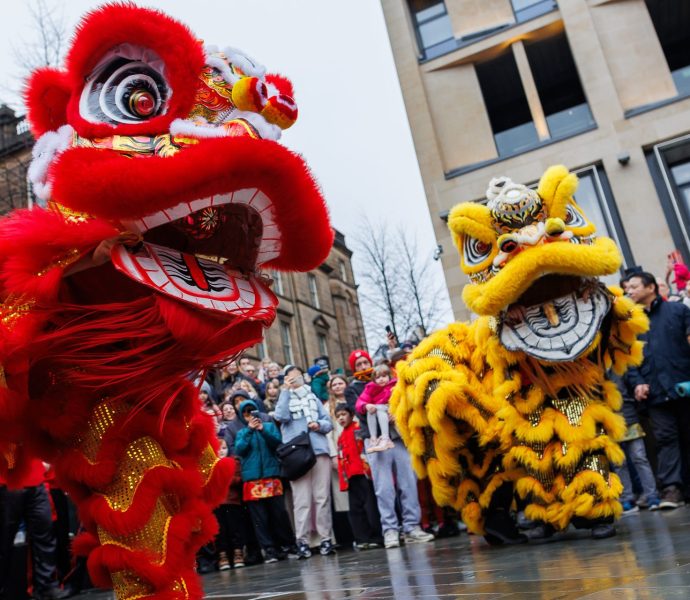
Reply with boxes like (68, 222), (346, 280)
(366, 437), (380, 454)
(383, 529), (400, 548)
(404, 526), (434, 544)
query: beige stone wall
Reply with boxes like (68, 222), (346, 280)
(446, 0), (514, 39)
(381, 0), (690, 320)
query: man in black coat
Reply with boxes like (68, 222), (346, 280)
(624, 271), (690, 509)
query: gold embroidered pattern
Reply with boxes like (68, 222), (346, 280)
(102, 437), (173, 511)
(36, 248), (82, 276)
(551, 395), (589, 427)
(198, 443), (219, 486)
(111, 570), (153, 600)
(0, 294), (36, 331)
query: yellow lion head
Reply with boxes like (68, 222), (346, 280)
(448, 165), (622, 362)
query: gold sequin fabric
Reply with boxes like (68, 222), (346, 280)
(78, 398), (131, 463)
(197, 443), (219, 486)
(0, 294), (36, 331)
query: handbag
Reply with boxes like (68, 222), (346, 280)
(276, 431), (316, 481)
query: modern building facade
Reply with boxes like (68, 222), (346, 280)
(381, 0), (690, 319)
(0, 106), (366, 373)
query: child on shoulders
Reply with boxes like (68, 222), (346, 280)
(355, 364), (396, 453)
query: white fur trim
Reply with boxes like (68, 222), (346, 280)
(27, 125), (75, 206)
(170, 110), (281, 141)
(205, 55), (240, 85)
(222, 46), (266, 78)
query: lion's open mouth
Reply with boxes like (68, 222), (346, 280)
(498, 275), (611, 362)
(111, 188), (278, 320)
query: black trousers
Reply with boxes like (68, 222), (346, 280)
(347, 475), (382, 544)
(0, 484), (58, 596)
(246, 496), (295, 551)
(649, 399), (690, 490)
(214, 504), (245, 553)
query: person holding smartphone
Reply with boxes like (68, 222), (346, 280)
(233, 399), (298, 563)
(274, 365), (335, 558)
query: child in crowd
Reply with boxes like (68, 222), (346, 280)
(612, 373), (660, 511)
(215, 438), (247, 569)
(335, 404), (382, 549)
(355, 364), (396, 453)
(234, 399), (298, 563)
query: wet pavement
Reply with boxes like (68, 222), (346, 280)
(81, 508), (690, 598)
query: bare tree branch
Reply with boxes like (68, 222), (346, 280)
(12, 0), (66, 72)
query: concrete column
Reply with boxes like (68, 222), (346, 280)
(512, 40), (550, 141)
(446, 0), (515, 39)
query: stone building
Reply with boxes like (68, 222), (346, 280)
(381, 0), (690, 319)
(0, 106), (366, 372)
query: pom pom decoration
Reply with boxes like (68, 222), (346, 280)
(261, 94), (298, 130)
(230, 76), (268, 113)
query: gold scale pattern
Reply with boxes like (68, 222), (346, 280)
(111, 570), (188, 600)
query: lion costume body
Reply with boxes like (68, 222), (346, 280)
(392, 166), (647, 538)
(0, 6), (331, 599)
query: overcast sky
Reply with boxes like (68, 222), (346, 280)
(0, 0), (454, 342)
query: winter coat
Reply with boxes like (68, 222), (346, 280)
(274, 387), (333, 455)
(337, 422), (369, 491)
(310, 372), (330, 402)
(233, 400), (282, 481)
(355, 379), (397, 414)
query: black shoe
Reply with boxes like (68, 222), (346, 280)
(484, 510), (528, 546)
(525, 522), (555, 540)
(591, 524), (616, 539)
(319, 538), (336, 556)
(297, 540), (312, 559)
(435, 521), (460, 538)
(263, 547), (280, 564)
(281, 544), (300, 559)
(658, 486), (685, 510)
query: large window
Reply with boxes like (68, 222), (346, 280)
(646, 1), (690, 96)
(317, 333), (328, 357)
(524, 32), (594, 139)
(280, 321), (294, 365)
(408, 1), (454, 59)
(272, 270), (284, 296)
(476, 50), (539, 156)
(512, 0), (557, 23)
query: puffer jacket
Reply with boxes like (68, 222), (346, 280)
(233, 400), (282, 482)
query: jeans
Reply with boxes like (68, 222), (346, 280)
(366, 438), (421, 534)
(617, 437), (658, 503)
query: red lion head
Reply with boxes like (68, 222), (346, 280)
(20, 4), (332, 347)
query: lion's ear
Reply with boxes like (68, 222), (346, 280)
(24, 67), (71, 136)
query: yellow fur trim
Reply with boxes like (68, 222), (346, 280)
(461, 502), (485, 535)
(536, 165), (578, 220)
(448, 203), (495, 243)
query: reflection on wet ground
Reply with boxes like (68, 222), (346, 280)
(83, 509), (690, 598)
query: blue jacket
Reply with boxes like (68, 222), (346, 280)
(274, 388), (333, 455)
(234, 400), (282, 481)
(626, 297), (690, 405)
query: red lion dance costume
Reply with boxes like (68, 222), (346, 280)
(0, 5), (332, 599)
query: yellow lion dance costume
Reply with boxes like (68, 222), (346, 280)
(392, 166), (648, 542)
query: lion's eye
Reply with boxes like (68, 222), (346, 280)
(80, 51), (169, 125)
(564, 205), (587, 228)
(463, 236), (492, 266)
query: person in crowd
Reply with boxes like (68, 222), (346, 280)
(274, 365), (335, 558)
(238, 356), (263, 396)
(0, 459), (70, 600)
(325, 374), (354, 547)
(223, 390), (270, 454)
(624, 271), (690, 508)
(259, 362), (283, 398)
(345, 349), (374, 411)
(262, 380), (281, 415)
(309, 357), (331, 402)
(211, 361), (242, 399)
(214, 439), (247, 570)
(199, 380), (221, 422)
(238, 378), (260, 401)
(234, 399), (298, 563)
(344, 350), (434, 549)
(218, 402), (237, 439)
(356, 364), (396, 453)
(610, 373), (660, 512)
(335, 404), (382, 549)
(257, 357), (273, 383)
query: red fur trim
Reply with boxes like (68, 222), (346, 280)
(202, 455), (235, 507)
(266, 73), (295, 98)
(51, 138), (333, 270)
(59, 4), (204, 138)
(24, 68), (71, 135)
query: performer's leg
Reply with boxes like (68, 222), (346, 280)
(25, 484), (61, 597)
(484, 482), (527, 545)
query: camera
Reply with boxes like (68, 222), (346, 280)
(250, 410), (260, 419)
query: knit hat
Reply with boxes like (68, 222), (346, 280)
(348, 349), (372, 372)
(307, 364), (323, 379)
(283, 364), (301, 377)
(230, 389), (250, 401)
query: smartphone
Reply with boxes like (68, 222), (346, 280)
(385, 325), (392, 334)
(250, 410), (260, 419)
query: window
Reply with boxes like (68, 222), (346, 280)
(511, 0), (556, 23)
(339, 260), (348, 283)
(317, 333), (328, 356)
(408, 1), (454, 59)
(308, 273), (320, 309)
(256, 339), (267, 360)
(476, 50), (539, 156)
(646, 1), (690, 95)
(272, 270), (284, 296)
(524, 32), (595, 139)
(280, 321), (293, 365)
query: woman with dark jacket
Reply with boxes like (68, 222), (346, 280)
(234, 399), (298, 563)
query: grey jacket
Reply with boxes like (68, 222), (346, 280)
(274, 388), (333, 456)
